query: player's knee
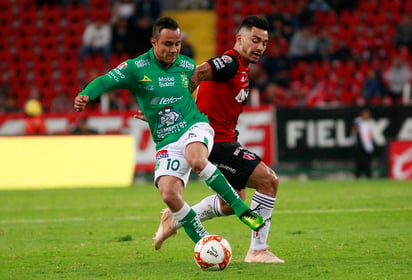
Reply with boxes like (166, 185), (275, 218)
(188, 157), (208, 174)
(160, 190), (181, 208)
(259, 169), (279, 197)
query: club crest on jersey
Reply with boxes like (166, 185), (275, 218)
(243, 152), (256, 160)
(180, 73), (189, 88)
(156, 149), (169, 160)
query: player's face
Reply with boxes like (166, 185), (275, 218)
(238, 27), (268, 64)
(151, 28), (182, 67)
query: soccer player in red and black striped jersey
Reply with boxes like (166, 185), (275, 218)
(151, 15), (284, 263)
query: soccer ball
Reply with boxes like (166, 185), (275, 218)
(193, 235), (232, 271)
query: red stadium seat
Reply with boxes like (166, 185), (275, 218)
(18, 7), (38, 27)
(358, 0), (379, 13)
(41, 3), (63, 26)
(240, 0), (260, 17)
(66, 4), (88, 25)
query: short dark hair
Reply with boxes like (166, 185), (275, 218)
(152, 17), (180, 38)
(238, 15), (269, 33)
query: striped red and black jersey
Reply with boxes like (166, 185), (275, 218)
(196, 49), (249, 142)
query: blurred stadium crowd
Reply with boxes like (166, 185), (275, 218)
(1, 0), (412, 115)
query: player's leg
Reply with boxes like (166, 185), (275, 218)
(191, 142), (283, 263)
(153, 125), (264, 249)
(183, 123), (264, 230)
(185, 141), (264, 229)
(152, 143), (208, 249)
(156, 175), (208, 243)
(244, 161), (284, 263)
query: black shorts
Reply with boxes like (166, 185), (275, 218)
(209, 142), (262, 191)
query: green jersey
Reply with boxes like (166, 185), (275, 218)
(78, 48), (209, 149)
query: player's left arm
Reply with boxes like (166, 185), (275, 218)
(189, 54), (239, 92)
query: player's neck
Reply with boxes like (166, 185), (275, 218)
(232, 46), (249, 66)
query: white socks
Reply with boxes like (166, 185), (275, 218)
(176, 195), (222, 229)
(249, 191), (275, 250)
(180, 191), (276, 250)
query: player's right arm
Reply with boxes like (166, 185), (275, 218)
(74, 61), (134, 112)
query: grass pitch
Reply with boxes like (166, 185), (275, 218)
(0, 179), (411, 280)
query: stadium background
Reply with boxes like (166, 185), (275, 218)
(1, 0), (412, 188)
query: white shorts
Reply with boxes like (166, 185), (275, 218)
(154, 122), (214, 187)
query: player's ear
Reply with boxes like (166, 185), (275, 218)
(150, 38), (157, 47)
(235, 34), (242, 45)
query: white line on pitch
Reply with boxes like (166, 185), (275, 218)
(275, 207), (412, 214)
(0, 215), (148, 224)
(0, 208), (410, 225)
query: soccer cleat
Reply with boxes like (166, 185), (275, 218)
(239, 209), (265, 231)
(152, 208), (178, 250)
(244, 248), (285, 263)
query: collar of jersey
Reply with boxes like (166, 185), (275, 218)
(149, 48), (180, 70)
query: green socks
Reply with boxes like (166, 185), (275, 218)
(199, 162), (249, 217)
(173, 202), (208, 243)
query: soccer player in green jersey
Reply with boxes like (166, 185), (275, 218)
(73, 17), (264, 245)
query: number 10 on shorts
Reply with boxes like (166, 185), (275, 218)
(167, 158), (180, 171)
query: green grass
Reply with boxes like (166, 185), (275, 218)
(0, 179), (411, 280)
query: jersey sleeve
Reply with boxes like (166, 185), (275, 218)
(78, 61), (134, 100)
(207, 54), (239, 81)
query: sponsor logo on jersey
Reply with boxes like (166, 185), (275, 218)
(139, 75), (152, 82)
(211, 57), (225, 70)
(160, 96), (183, 104)
(143, 85), (154, 91)
(178, 60), (195, 70)
(235, 87), (249, 103)
(158, 76), (175, 87)
(113, 68), (125, 79)
(150, 96), (183, 105)
(135, 59), (150, 68)
(117, 62), (127, 70)
(107, 69), (125, 82)
(156, 149), (169, 160)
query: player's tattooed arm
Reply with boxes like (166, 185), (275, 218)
(189, 62), (213, 92)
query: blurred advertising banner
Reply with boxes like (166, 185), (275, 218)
(276, 106), (412, 161)
(389, 141), (412, 180)
(0, 106), (276, 172)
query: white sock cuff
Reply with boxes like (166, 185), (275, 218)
(252, 192), (276, 209)
(173, 202), (191, 222)
(198, 162), (217, 181)
(213, 195), (224, 216)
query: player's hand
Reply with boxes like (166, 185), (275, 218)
(133, 110), (147, 122)
(74, 95), (89, 112)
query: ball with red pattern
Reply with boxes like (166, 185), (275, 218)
(194, 235), (232, 271)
